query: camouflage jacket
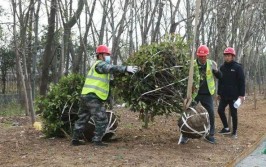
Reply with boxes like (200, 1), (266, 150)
(95, 60), (127, 74)
(84, 60), (127, 102)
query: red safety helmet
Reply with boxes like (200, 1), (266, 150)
(196, 45), (209, 57)
(223, 47), (235, 56)
(96, 45), (111, 55)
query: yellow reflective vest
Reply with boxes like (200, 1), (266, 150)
(193, 59), (215, 98)
(81, 60), (110, 100)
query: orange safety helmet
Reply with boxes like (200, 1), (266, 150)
(223, 47), (235, 56)
(96, 45), (111, 55)
(196, 45), (209, 57)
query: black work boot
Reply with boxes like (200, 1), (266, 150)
(71, 139), (86, 146)
(93, 141), (108, 147)
(180, 136), (189, 144)
(204, 135), (216, 144)
(71, 130), (85, 146)
(218, 128), (230, 134)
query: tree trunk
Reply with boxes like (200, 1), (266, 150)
(32, 0), (41, 100)
(59, 0), (85, 76)
(40, 0), (57, 96)
(73, 0), (96, 73)
(129, 2), (135, 55)
(12, 0), (29, 116)
(110, 0), (130, 65)
(169, 0), (181, 34)
(185, 0), (192, 43)
(99, 0), (108, 44)
(139, 0), (159, 45)
(253, 82), (257, 110)
(214, 1), (229, 62)
(1, 70), (6, 94)
(16, 0), (36, 123)
(151, 1), (164, 42)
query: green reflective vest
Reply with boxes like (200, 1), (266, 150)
(81, 60), (110, 100)
(193, 59), (215, 98)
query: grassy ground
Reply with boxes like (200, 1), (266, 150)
(0, 102), (24, 117)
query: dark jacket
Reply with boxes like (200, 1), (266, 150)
(218, 61), (245, 100)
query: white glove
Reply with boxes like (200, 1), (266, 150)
(211, 61), (218, 71)
(126, 66), (139, 74)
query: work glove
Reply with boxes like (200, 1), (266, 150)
(126, 66), (139, 74)
(211, 61), (218, 71)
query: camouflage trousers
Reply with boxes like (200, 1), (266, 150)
(73, 95), (108, 142)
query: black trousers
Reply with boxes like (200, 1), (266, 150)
(218, 98), (238, 134)
(195, 95), (215, 136)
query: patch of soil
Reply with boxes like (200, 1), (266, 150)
(0, 96), (266, 167)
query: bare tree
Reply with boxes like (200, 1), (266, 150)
(58, 0), (85, 76)
(40, 0), (57, 96)
(169, 0), (182, 34)
(11, 0), (35, 123)
(98, 0), (109, 44)
(109, 0), (130, 64)
(138, 0), (160, 45)
(32, 0), (41, 100)
(12, 0), (36, 123)
(73, 0), (97, 73)
(12, 0), (29, 116)
(151, 0), (165, 42)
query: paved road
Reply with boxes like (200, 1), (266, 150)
(236, 141), (266, 167)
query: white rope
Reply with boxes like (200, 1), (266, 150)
(88, 110), (118, 135)
(178, 133), (183, 145)
(138, 77), (188, 101)
(143, 65), (184, 80)
(179, 107), (210, 139)
(105, 110), (118, 133)
(180, 112), (209, 135)
(189, 107), (198, 114)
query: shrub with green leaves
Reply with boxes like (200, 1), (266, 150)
(114, 36), (199, 117)
(36, 74), (85, 137)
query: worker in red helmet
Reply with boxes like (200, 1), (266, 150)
(71, 45), (138, 146)
(180, 45), (222, 144)
(217, 47), (245, 139)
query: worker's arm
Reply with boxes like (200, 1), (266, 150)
(237, 65), (245, 97)
(211, 60), (222, 79)
(213, 69), (222, 79)
(95, 61), (138, 74)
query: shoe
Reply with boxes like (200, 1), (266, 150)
(93, 141), (108, 147)
(232, 132), (238, 139)
(218, 128), (231, 134)
(204, 136), (216, 144)
(71, 139), (85, 146)
(180, 136), (189, 144)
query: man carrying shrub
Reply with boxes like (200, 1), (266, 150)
(71, 45), (138, 146)
(180, 45), (222, 144)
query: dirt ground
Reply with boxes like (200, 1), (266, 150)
(0, 96), (266, 167)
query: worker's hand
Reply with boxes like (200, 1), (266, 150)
(239, 96), (245, 103)
(126, 66), (139, 74)
(183, 98), (192, 110)
(212, 61), (218, 71)
(192, 86), (196, 93)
